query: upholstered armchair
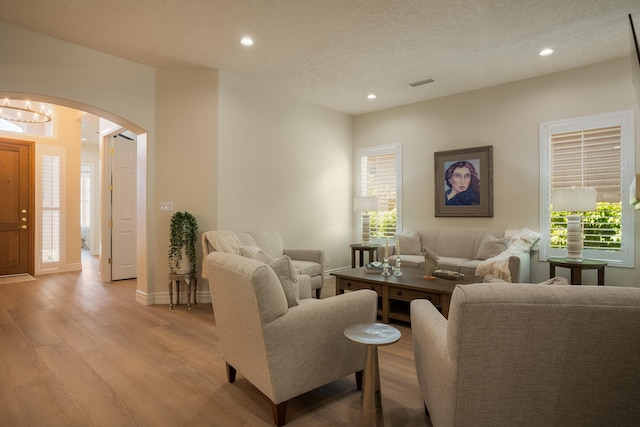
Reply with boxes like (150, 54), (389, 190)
(411, 283), (640, 426)
(206, 251), (378, 426)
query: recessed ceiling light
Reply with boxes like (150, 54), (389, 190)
(240, 37), (254, 46)
(367, 94), (376, 100)
(539, 48), (554, 56)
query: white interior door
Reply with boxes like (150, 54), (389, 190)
(110, 134), (137, 280)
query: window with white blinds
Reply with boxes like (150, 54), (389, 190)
(42, 154), (61, 263)
(356, 143), (402, 240)
(80, 164), (91, 228)
(540, 110), (634, 266)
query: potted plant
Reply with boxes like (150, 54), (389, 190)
(168, 211), (198, 274)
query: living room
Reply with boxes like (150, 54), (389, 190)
(2, 3), (640, 425)
(2, 24), (639, 301)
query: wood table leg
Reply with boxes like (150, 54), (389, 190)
(168, 279), (174, 309)
(598, 267), (605, 285)
(570, 267), (581, 285)
(441, 295), (451, 319)
(361, 345), (384, 426)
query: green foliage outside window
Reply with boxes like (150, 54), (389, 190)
(370, 209), (397, 239)
(550, 202), (621, 251)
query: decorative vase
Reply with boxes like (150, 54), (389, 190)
(175, 247), (192, 274)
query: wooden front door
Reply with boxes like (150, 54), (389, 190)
(0, 138), (34, 276)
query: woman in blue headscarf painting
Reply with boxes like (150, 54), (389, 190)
(444, 160), (480, 205)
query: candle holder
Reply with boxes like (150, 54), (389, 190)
(381, 257), (392, 276)
(393, 256), (403, 276)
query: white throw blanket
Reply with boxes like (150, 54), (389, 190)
(201, 230), (242, 278)
(475, 228), (541, 282)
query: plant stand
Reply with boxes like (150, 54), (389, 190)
(168, 272), (197, 310)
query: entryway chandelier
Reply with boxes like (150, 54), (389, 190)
(0, 98), (52, 123)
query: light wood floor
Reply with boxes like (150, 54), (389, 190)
(0, 254), (431, 426)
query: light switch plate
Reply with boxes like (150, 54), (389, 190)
(160, 201), (174, 212)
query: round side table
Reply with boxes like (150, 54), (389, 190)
(168, 272), (197, 310)
(344, 322), (401, 427)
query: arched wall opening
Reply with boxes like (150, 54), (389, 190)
(0, 91), (149, 298)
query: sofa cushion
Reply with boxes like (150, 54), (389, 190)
(395, 231), (422, 255)
(291, 260), (322, 277)
(477, 235), (509, 260)
(249, 231), (285, 259)
(460, 260), (482, 277)
(235, 232), (258, 247)
(437, 256), (470, 272)
(434, 230), (480, 259)
(269, 256), (299, 308)
(239, 245), (274, 264)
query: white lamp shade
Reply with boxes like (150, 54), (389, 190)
(354, 196), (379, 212)
(552, 188), (597, 212)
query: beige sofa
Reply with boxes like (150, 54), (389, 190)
(202, 230), (325, 297)
(411, 283), (640, 426)
(381, 229), (538, 282)
(206, 251), (378, 426)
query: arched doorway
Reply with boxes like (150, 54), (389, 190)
(0, 92), (148, 295)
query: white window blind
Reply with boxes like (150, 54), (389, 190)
(42, 154), (61, 263)
(550, 126), (621, 251)
(80, 165), (91, 228)
(357, 143), (402, 240)
(540, 110), (634, 266)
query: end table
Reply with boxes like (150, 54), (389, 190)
(344, 322), (401, 426)
(350, 243), (379, 268)
(548, 257), (606, 285)
(168, 272), (197, 309)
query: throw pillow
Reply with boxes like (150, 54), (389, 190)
(239, 245), (274, 264)
(394, 231), (422, 255)
(477, 235), (509, 260)
(269, 256), (299, 308)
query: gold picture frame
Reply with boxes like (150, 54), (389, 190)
(434, 145), (493, 217)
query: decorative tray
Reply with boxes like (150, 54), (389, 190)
(433, 269), (464, 280)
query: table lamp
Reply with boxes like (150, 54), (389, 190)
(354, 196), (379, 245)
(552, 187), (597, 262)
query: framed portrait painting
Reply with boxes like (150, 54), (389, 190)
(434, 145), (493, 217)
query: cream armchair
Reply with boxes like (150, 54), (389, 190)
(206, 251), (378, 426)
(411, 283), (640, 426)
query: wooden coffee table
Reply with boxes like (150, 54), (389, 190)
(332, 267), (483, 322)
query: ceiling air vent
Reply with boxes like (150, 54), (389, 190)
(409, 78), (434, 87)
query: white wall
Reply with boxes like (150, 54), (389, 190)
(217, 71), (353, 271)
(354, 58), (639, 286)
(154, 67), (218, 301)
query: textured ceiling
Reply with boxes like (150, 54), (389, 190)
(1, 0), (639, 115)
